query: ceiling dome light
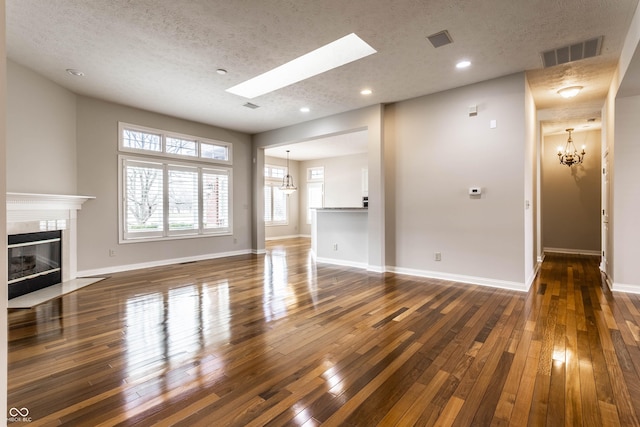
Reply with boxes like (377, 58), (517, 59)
(66, 68), (85, 77)
(557, 86), (582, 98)
(300, 107), (310, 113)
(360, 88), (373, 95)
(456, 60), (471, 69)
(216, 68), (228, 75)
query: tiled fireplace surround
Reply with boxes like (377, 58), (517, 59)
(6, 193), (94, 291)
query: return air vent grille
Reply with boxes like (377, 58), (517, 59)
(243, 102), (260, 109)
(541, 36), (603, 68)
(427, 30), (453, 48)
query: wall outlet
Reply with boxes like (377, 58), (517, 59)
(434, 252), (442, 261)
(109, 249), (116, 257)
(333, 243), (338, 251)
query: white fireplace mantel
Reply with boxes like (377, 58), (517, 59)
(7, 192), (95, 223)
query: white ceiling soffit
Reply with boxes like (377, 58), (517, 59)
(6, 0), (640, 134)
(264, 131), (368, 161)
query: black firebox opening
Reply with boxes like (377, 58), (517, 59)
(8, 230), (62, 299)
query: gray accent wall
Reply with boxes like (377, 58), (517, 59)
(7, 60), (77, 194)
(614, 94), (640, 288)
(6, 59), (255, 278)
(1, 1), (9, 415)
(75, 96), (252, 274)
(385, 73), (529, 286)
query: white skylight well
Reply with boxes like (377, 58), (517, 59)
(226, 33), (377, 99)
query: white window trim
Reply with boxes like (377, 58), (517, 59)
(307, 166), (324, 182)
(118, 122), (233, 165)
(118, 154), (233, 243)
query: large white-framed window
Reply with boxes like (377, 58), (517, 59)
(119, 122), (232, 165)
(264, 165), (288, 226)
(118, 123), (233, 243)
(119, 156), (232, 243)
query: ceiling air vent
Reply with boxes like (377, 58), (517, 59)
(427, 30), (453, 48)
(541, 36), (603, 68)
(243, 102), (260, 109)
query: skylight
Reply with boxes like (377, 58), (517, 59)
(226, 33), (377, 99)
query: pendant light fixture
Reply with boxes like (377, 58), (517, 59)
(557, 128), (586, 167)
(280, 150), (297, 194)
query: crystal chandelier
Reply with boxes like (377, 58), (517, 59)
(557, 128), (585, 167)
(280, 150), (297, 194)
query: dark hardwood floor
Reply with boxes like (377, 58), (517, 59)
(7, 238), (640, 426)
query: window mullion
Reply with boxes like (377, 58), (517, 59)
(163, 164), (169, 237)
(198, 168), (204, 233)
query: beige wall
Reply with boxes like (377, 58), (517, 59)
(541, 130), (601, 254)
(6, 60), (77, 194)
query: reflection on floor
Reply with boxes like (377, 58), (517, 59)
(8, 238), (640, 426)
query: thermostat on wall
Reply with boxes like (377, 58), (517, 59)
(469, 187), (481, 195)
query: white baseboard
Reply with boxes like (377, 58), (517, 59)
(600, 269), (613, 291)
(611, 282), (640, 294)
(543, 247), (601, 257)
(78, 249), (253, 277)
(265, 234), (310, 241)
(385, 266), (528, 292)
(525, 260), (542, 292)
(367, 265), (386, 273)
(252, 249), (266, 255)
(315, 256), (368, 270)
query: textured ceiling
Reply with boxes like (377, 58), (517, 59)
(6, 0), (640, 137)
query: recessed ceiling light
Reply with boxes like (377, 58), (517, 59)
(557, 86), (583, 98)
(300, 107), (310, 113)
(226, 33), (377, 99)
(456, 60), (471, 69)
(66, 68), (85, 77)
(216, 68), (228, 75)
(360, 89), (373, 95)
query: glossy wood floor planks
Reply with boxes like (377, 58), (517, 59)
(7, 240), (640, 426)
